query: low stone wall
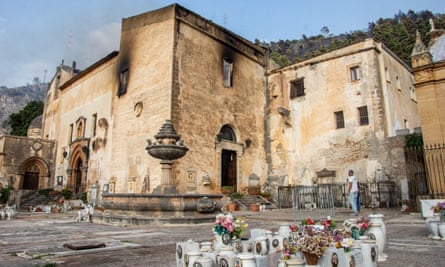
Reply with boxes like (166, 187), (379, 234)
(102, 193), (223, 211)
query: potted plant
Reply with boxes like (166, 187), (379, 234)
(221, 186), (234, 195)
(226, 192), (243, 212)
(247, 185), (261, 195)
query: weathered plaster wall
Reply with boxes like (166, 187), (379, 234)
(267, 39), (420, 187)
(172, 12), (267, 193)
(109, 7), (175, 193)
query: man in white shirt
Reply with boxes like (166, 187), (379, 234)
(347, 170), (359, 215)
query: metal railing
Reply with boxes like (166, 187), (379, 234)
(405, 144), (445, 209)
(278, 181), (398, 213)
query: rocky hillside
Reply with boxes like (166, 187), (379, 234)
(0, 83), (47, 135)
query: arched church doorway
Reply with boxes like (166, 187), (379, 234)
(216, 125), (241, 191)
(23, 170), (39, 190)
(221, 149), (237, 188)
(74, 159), (83, 194)
(67, 142), (89, 195)
(19, 157), (50, 190)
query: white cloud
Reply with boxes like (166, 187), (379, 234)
(84, 22), (121, 64)
(1, 61), (52, 87)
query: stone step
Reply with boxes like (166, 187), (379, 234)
(234, 195), (278, 210)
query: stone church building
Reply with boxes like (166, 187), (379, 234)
(1, 4), (424, 206)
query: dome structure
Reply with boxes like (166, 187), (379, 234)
(27, 115), (42, 138)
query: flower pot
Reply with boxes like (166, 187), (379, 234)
(221, 187), (234, 194)
(303, 252), (319, 265)
(247, 187), (261, 195)
(226, 202), (238, 212)
(250, 203), (260, 212)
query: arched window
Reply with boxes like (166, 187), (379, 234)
(219, 125), (236, 142)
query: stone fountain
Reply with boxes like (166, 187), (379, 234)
(99, 120), (223, 224)
(146, 119), (189, 194)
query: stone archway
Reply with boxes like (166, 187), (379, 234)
(215, 125), (243, 192)
(19, 157), (50, 190)
(67, 142), (89, 194)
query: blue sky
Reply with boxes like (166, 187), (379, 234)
(1, 0), (444, 88)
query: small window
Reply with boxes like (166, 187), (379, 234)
(334, 111), (345, 129)
(223, 58), (233, 87)
(358, 106), (369, 126)
(290, 79), (305, 98)
(92, 113), (97, 137)
(118, 68), (129, 96)
(396, 76), (401, 91)
(69, 124), (73, 144)
(410, 86), (417, 102)
(350, 66), (361, 82)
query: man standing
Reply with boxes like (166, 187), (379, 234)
(347, 170), (359, 215)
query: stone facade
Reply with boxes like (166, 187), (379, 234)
(411, 21), (445, 195)
(267, 39), (420, 188)
(0, 135), (55, 190)
(411, 24), (445, 145)
(2, 4), (424, 207)
(41, 4), (268, 200)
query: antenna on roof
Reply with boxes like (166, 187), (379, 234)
(223, 13), (227, 28)
(64, 29), (73, 63)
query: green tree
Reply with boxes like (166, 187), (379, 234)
(8, 100), (44, 136)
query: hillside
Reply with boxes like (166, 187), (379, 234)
(0, 83), (47, 135)
(258, 10), (445, 67)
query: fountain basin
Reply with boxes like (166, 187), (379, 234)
(102, 193), (223, 211)
(146, 144), (189, 160)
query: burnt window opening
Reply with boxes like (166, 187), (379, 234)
(358, 106), (369, 126)
(290, 78), (305, 99)
(223, 58), (233, 87)
(350, 66), (361, 82)
(334, 111), (345, 129)
(118, 68), (129, 96)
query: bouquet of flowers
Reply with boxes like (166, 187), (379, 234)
(320, 216), (337, 230)
(296, 227), (331, 258)
(301, 217), (314, 225)
(432, 201), (445, 213)
(213, 213), (248, 239)
(349, 216), (369, 239)
(432, 201), (445, 221)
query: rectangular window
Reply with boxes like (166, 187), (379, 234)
(69, 124), (73, 144)
(358, 106), (369, 125)
(334, 111), (345, 129)
(92, 113), (97, 137)
(118, 68), (129, 96)
(350, 66), (361, 82)
(223, 58), (233, 87)
(290, 78), (305, 98)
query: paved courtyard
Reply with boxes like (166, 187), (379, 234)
(0, 208), (444, 267)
